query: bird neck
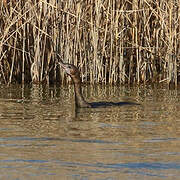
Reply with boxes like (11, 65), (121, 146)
(71, 75), (91, 108)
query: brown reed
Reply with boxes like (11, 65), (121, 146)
(0, 0), (180, 86)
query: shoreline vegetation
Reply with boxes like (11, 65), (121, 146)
(0, 0), (180, 86)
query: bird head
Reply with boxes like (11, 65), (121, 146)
(59, 61), (81, 81)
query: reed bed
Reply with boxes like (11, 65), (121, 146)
(0, 0), (180, 85)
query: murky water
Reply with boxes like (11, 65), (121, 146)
(0, 84), (179, 180)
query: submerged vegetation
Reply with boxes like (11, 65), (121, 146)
(0, 0), (180, 85)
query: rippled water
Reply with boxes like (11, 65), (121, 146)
(0, 84), (179, 180)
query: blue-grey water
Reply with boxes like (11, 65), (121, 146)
(0, 84), (179, 180)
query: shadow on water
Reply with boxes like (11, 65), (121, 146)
(0, 84), (179, 179)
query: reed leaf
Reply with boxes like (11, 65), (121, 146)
(0, 0), (179, 86)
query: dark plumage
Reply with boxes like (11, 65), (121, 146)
(59, 61), (139, 108)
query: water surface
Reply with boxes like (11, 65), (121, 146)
(0, 84), (179, 180)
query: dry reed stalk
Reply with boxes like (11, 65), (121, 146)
(8, 32), (17, 85)
(0, 0), (180, 86)
(0, 51), (7, 83)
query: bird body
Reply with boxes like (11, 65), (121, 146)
(59, 61), (139, 108)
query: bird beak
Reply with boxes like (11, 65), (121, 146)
(58, 60), (66, 69)
(56, 54), (66, 69)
